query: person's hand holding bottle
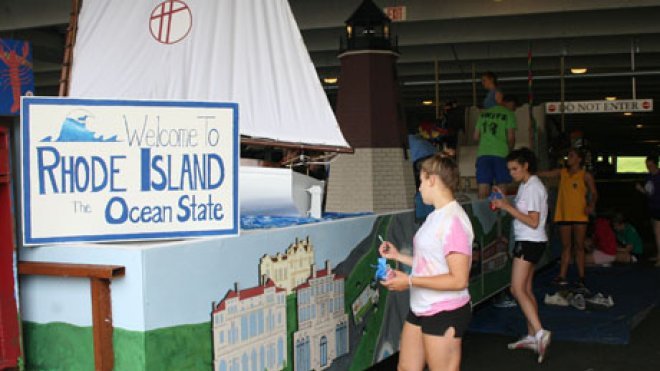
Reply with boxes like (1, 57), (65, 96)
(379, 241), (399, 261)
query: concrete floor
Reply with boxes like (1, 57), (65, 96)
(369, 304), (660, 371)
(369, 178), (660, 371)
(368, 253), (660, 371)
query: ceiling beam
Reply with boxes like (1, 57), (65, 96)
(317, 53), (660, 78)
(309, 34), (660, 68)
(300, 7), (660, 51)
(290, 0), (660, 30)
(0, 0), (70, 31)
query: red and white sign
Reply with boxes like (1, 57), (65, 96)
(545, 99), (653, 114)
(384, 6), (406, 22)
(149, 0), (192, 44)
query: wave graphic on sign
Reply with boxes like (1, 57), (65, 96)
(41, 111), (118, 142)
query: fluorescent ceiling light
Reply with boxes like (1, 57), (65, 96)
(624, 112), (633, 116)
(323, 77), (338, 84)
(422, 100), (433, 106)
(570, 68), (588, 74)
(636, 124), (643, 129)
(605, 96), (616, 101)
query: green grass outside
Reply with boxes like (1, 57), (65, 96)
(616, 156), (648, 173)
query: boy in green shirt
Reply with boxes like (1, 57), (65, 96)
(612, 213), (643, 263)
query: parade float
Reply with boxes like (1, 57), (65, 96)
(8, 1), (549, 370)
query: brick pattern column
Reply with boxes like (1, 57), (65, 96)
(326, 148), (415, 213)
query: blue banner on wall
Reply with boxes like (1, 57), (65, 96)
(0, 39), (34, 116)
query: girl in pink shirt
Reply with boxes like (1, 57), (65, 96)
(380, 153), (473, 371)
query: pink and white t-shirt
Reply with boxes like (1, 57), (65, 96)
(410, 200), (474, 316)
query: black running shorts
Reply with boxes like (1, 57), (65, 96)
(513, 240), (546, 264)
(406, 302), (472, 337)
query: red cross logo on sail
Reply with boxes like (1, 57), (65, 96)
(150, 0), (192, 44)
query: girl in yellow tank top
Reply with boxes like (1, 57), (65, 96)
(554, 168), (588, 222)
(539, 148), (597, 287)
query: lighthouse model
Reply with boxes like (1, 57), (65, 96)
(326, 0), (415, 213)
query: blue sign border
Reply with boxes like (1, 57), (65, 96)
(21, 97), (240, 245)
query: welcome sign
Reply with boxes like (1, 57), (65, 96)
(21, 97), (239, 245)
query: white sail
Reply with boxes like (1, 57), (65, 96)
(69, 0), (349, 149)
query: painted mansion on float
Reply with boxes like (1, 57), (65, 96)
(212, 237), (349, 371)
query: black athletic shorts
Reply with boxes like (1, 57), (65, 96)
(555, 221), (588, 226)
(513, 240), (546, 264)
(405, 302), (472, 337)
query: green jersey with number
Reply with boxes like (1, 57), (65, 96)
(476, 105), (517, 158)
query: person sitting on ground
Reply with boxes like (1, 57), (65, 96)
(611, 213), (643, 263)
(585, 216), (617, 266)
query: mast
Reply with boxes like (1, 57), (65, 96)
(58, 0), (82, 97)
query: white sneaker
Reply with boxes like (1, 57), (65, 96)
(544, 293), (569, 306)
(599, 294), (614, 307)
(507, 335), (538, 351)
(585, 293), (615, 308)
(537, 330), (551, 363)
(569, 293), (586, 310)
(493, 294), (518, 308)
